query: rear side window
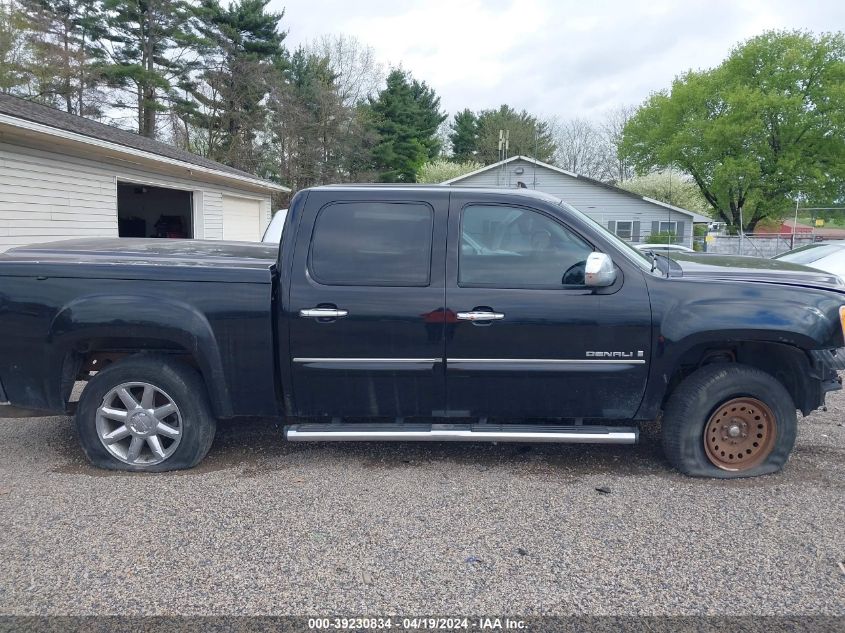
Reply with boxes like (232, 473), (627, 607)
(309, 201), (434, 286)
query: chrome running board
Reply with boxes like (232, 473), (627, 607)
(284, 423), (638, 444)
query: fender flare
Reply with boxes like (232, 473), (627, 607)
(47, 293), (232, 417)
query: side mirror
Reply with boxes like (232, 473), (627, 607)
(584, 252), (617, 287)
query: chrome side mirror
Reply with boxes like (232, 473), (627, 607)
(584, 252), (617, 287)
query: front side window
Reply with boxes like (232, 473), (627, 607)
(310, 201), (433, 286)
(459, 204), (593, 288)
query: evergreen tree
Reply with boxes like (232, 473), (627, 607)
(100, 0), (203, 137)
(475, 105), (556, 165)
(448, 108), (478, 162)
(368, 69), (446, 182)
(20, 0), (107, 115)
(191, 0), (285, 170)
(268, 48), (345, 189)
(0, 0), (30, 95)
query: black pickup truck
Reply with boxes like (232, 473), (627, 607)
(1, 186), (843, 478)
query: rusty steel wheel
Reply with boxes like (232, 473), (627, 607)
(703, 397), (777, 471)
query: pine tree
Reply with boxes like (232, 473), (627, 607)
(475, 105), (556, 165)
(191, 0), (285, 170)
(20, 0), (106, 115)
(449, 108), (478, 162)
(100, 0), (203, 137)
(368, 69), (446, 182)
(0, 0), (30, 95)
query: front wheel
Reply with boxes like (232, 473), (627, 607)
(76, 355), (217, 472)
(662, 364), (797, 478)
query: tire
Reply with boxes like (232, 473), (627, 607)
(662, 363), (797, 478)
(75, 354), (217, 472)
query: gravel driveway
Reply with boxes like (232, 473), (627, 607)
(0, 390), (843, 618)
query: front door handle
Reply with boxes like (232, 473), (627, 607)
(299, 308), (349, 319)
(456, 311), (505, 321)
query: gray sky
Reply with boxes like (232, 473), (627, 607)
(270, 0), (845, 119)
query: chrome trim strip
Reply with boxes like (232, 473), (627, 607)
(447, 358), (646, 365)
(286, 427), (638, 444)
(293, 357), (441, 364)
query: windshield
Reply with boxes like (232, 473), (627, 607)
(554, 200), (656, 272)
(774, 243), (843, 265)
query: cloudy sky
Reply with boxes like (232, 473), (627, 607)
(269, 0), (844, 120)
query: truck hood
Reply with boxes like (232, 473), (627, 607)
(665, 253), (845, 290)
(0, 238), (278, 283)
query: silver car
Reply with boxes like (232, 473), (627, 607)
(773, 241), (845, 280)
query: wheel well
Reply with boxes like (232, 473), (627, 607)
(664, 341), (814, 414)
(64, 340), (200, 407)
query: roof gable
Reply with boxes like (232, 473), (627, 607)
(444, 155), (708, 221)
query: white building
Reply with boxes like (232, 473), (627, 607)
(443, 155), (709, 247)
(0, 93), (288, 251)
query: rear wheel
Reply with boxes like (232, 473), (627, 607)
(76, 355), (216, 471)
(662, 363), (797, 478)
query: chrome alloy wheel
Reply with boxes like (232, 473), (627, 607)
(95, 382), (183, 466)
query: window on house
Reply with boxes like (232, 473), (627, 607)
(615, 221), (633, 240)
(659, 221), (677, 235)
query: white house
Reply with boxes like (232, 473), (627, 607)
(443, 155), (709, 248)
(0, 93), (288, 251)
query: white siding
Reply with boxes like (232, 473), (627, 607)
(451, 159), (695, 247)
(0, 139), (272, 250)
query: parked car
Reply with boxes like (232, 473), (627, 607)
(262, 208), (288, 243)
(773, 241), (845, 281)
(635, 243), (695, 254)
(1, 186), (844, 478)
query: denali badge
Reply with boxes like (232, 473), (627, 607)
(586, 351), (645, 358)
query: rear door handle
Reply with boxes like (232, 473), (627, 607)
(456, 311), (505, 321)
(299, 308), (349, 319)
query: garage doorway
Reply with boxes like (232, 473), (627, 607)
(117, 182), (193, 238)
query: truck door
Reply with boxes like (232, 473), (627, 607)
(286, 189), (448, 418)
(444, 193), (652, 419)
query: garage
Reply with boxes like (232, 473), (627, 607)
(0, 93), (288, 251)
(223, 195), (263, 241)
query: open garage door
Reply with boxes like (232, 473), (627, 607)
(223, 195), (262, 242)
(118, 182), (192, 238)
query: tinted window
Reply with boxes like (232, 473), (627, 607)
(310, 202), (433, 286)
(460, 205), (593, 288)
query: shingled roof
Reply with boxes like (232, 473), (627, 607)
(0, 93), (283, 188)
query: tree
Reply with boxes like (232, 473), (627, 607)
(100, 0), (203, 137)
(600, 105), (636, 183)
(268, 48), (344, 189)
(190, 0), (285, 171)
(474, 105), (555, 165)
(20, 0), (107, 115)
(620, 171), (711, 214)
(448, 108), (478, 162)
(0, 0), (29, 95)
(552, 117), (606, 179)
(417, 158), (482, 183)
(307, 33), (383, 108)
(620, 30), (845, 232)
(368, 69), (446, 182)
